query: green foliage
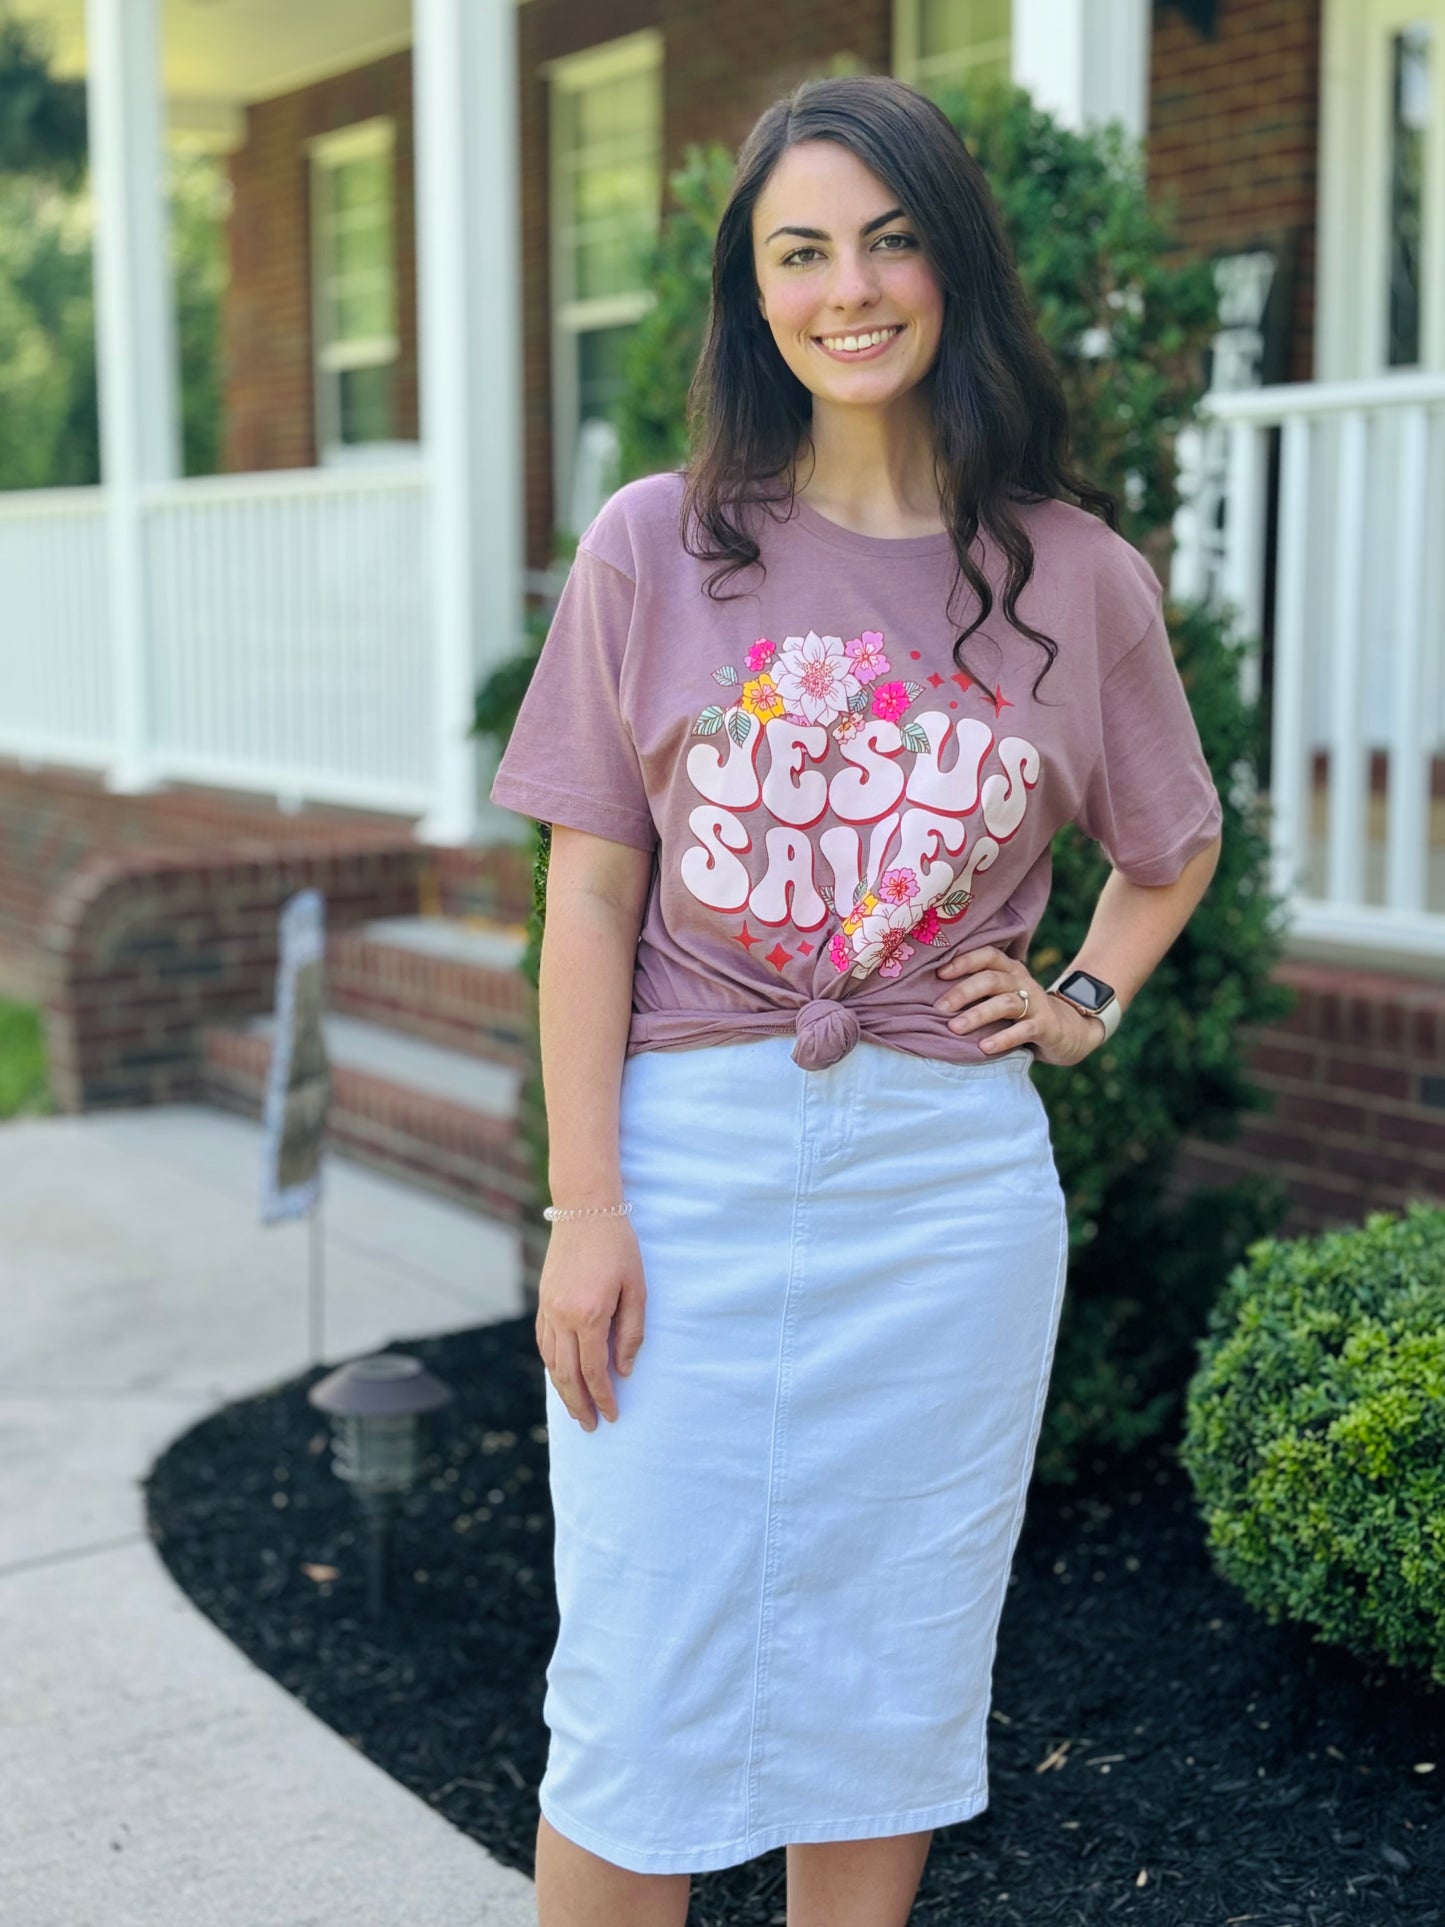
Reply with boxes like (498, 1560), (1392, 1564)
(170, 149), (230, 480)
(935, 78), (1219, 546)
(0, 6), (228, 490)
(0, 998), (51, 1117)
(1028, 593), (1295, 1481)
(0, 171), (97, 488)
(1179, 1203), (1445, 1684)
(614, 144), (735, 487)
(0, 16), (85, 188)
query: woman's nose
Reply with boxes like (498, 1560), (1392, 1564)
(828, 247), (880, 312)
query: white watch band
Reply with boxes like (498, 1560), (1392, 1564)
(1046, 973), (1122, 1040)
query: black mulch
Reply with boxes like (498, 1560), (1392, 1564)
(145, 1315), (1445, 1925)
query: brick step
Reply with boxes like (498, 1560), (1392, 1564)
(326, 915), (534, 1068)
(199, 1009), (535, 1226)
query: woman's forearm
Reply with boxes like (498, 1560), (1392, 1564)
(1065, 835), (1222, 1014)
(538, 884), (641, 1210)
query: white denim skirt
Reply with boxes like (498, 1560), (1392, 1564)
(539, 1035), (1070, 1875)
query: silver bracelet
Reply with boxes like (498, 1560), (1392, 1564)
(542, 1200), (635, 1223)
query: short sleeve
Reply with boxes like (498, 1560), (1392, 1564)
(1075, 592), (1223, 886)
(488, 545), (658, 853)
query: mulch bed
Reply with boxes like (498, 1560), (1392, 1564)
(146, 1314), (1445, 1925)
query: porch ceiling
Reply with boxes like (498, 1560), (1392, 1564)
(7, 0), (411, 145)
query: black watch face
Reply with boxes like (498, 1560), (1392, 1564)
(1059, 969), (1111, 1012)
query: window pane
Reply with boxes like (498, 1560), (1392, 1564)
(574, 70), (654, 146)
(333, 268), (394, 341)
(1388, 23), (1430, 369)
(334, 151), (389, 216)
(338, 362), (395, 444)
(919, 0), (1010, 56)
(577, 321), (636, 424)
(553, 56), (660, 307)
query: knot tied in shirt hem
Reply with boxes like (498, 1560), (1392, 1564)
(791, 998), (861, 1072)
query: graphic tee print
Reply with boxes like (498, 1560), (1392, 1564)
(489, 471), (1223, 1069)
(682, 627), (1038, 987)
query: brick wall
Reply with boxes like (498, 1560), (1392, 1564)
(222, 51), (418, 475)
(1149, 0), (1322, 383)
(1175, 962), (1445, 1235)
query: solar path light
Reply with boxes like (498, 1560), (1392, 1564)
(307, 1354), (453, 1620)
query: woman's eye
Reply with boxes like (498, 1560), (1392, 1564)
(778, 234), (915, 267)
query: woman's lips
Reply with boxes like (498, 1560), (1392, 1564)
(812, 323), (906, 362)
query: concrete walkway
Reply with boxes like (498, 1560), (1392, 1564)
(0, 1105), (539, 1927)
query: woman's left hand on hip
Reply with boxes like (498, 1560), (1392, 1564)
(932, 944), (1102, 1068)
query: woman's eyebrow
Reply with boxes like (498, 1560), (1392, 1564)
(763, 207), (907, 245)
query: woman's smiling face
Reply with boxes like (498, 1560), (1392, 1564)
(751, 139), (943, 411)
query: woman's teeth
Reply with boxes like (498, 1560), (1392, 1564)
(817, 325), (903, 353)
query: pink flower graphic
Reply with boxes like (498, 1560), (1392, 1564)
(844, 630), (890, 684)
(875, 928), (916, 978)
(851, 899), (919, 980)
(877, 866), (919, 906)
(833, 712), (862, 745)
(828, 931), (851, 972)
(746, 637), (776, 673)
(773, 630), (861, 728)
(871, 679), (910, 723)
(914, 904), (943, 945)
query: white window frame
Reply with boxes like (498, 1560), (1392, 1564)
(1319, 0), (1445, 380)
(892, 0), (1013, 98)
(545, 29), (662, 531)
(305, 116), (410, 466)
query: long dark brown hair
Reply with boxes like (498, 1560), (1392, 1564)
(680, 74), (1118, 701)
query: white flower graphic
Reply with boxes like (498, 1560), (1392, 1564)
(772, 630), (861, 729)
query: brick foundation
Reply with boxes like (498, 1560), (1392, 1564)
(1177, 961), (1445, 1234)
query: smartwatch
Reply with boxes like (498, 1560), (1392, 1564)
(1046, 967), (1121, 1041)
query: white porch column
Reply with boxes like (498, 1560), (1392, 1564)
(1012, 0), (1151, 144)
(412, 0), (525, 848)
(84, 0), (181, 793)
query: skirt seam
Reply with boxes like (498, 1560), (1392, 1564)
(539, 1781), (990, 1876)
(743, 1063), (810, 1842)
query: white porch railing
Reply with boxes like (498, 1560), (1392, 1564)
(1194, 372), (1445, 964)
(0, 464), (437, 816)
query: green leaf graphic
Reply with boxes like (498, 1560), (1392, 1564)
(727, 708), (753, 746)
(901, 721), (931, 754)
(713, 664), (739, 685)
(849, 686), (871, 712)
(693, 705), (726, 735)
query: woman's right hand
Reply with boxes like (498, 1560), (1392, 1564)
(535, 1217), (647, 1430)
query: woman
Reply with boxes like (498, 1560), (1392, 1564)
(491, 73), (1222, 1927)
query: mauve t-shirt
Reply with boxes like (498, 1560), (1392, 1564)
(489, 469), (1222, 1071)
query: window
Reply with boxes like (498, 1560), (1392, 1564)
(894, 0), (1012, 100)
(1387, 22), (1431, 368)
(547, 31), (663, 533)
(306, 118), (404, 462)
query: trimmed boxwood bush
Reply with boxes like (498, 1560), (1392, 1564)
(1179, 1201), (1445, 1684)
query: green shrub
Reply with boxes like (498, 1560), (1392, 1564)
(0, 997), (51, 1117)
(1179, 1203), (1445, 1684)
(479, 82), (1297, 1469)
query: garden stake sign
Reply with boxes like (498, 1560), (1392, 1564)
(260, 888), (332, 1364)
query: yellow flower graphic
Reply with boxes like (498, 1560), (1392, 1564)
(842, 891), (879, 936)
(740, 673), (786, 721)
